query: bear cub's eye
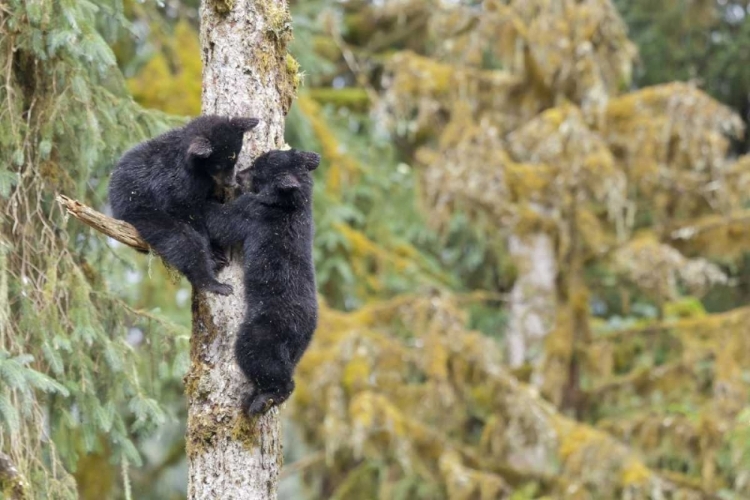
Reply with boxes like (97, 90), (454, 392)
(229, 152), (236, 160)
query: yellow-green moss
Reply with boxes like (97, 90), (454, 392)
(308, 88), (370, 111)
(664, 297), (706, 319)
(231, 413), (263, 449)
(342, 356), (371, 392)
(557, 423), (601, 460)
(127, 20), (202, 115)
(0, 455), (28, 500)
(73, 447), (115, 500)
(186, 408), (264, 457)
(285, 53), (302, 92)
(212, 0), (234, 15)
(186, 411), (220, 458)
(185, 295), (222, 402)
(619, 458), (652, 486)
(261, 1), (292, 46)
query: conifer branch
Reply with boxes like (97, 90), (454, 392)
(55, 194), (150, 252)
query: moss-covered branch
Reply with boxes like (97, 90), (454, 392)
(55, 195), (149, 252)
(0, 452), (27, 500)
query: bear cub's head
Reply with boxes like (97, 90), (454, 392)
(248, 148), (320, 207)
(183, 115), (259, 189)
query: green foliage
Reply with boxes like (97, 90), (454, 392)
(288, 97), (451, 309)
(1, 0), (187, 497)
(0, 353), (69, 434)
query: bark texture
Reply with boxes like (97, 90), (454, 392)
(55, 195), (148, 251)
(186, 1), (297, 498)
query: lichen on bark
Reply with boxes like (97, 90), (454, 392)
(186, 1), (296, 498)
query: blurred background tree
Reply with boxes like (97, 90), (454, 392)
(614, 0), (750, 152)
(1, 1), (189, 499)
(3, 0), (750, 498)
(284, 0), (750, 497)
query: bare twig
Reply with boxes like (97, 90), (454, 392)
(55, 194), (149, 252)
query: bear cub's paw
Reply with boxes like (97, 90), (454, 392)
(211, 246), (230, 273)
(241, 380), (295, 416)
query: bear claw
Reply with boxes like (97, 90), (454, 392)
(204, 281), (233, 296)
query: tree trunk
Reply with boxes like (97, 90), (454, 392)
(506, 232), (557, 379)
(186, 1), (298, 498)
(0, 452), (27, 500)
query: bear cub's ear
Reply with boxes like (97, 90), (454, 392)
(188, 136), (213, 158)
(230, 117), (260, 132)
(299, 151), (321, 171)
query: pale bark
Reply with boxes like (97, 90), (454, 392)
(186, 1), (298, 499)
(506, 233), (557, 376)
(56, 195), (148, 251)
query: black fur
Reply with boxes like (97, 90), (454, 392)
(108, 115), (258, 295)
(209, 149), (320, 415)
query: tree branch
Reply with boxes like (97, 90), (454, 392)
(55, 194), (149, 252)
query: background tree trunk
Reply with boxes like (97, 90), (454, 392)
(186, 1), (298, 498)
(506, 232), (557, 379)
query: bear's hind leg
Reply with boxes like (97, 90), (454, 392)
(242, 379), (295, 416)
(235, 321), (295, 415)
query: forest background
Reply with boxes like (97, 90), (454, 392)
(3, 0), (750, 498)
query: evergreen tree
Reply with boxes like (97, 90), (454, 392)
(1, 1), (185, 498)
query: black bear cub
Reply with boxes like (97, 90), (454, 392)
(213, 148), (320, 415)
(108, 115), (258, 295)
